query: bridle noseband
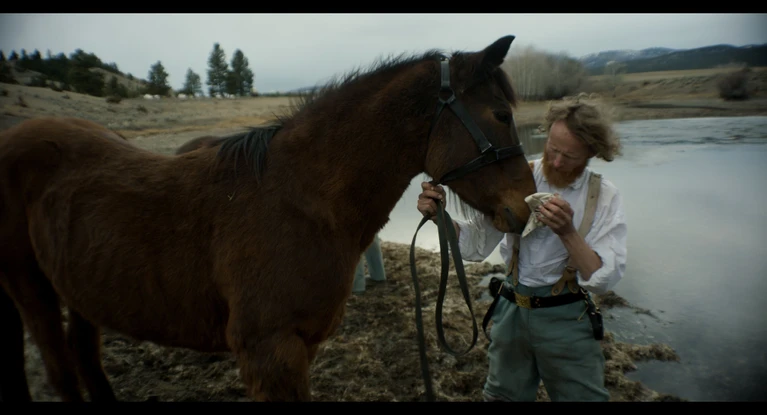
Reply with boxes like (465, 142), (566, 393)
(409, 56), (528, 402)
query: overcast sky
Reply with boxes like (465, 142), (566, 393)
(1, 13), (765, 94)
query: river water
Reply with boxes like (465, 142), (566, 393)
(377, 115), (767, 402)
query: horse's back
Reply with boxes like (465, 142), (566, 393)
(0, 116), (169, 273)
(0, 117), (231, 350)
(0, 118), (125, 259)
(0, 116), (128, 145)
(0, 117), (133, 206)
(0, 117), (197, 259)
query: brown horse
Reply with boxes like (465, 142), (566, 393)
(0, 35), (537, 402)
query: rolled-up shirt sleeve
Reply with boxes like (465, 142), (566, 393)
(577, 185), (628, 295)
(455, 214), (505, 262)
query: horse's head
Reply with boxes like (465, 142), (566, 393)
(424, 35), (537, 234)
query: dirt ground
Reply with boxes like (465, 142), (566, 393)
(2, 69), (765, 402)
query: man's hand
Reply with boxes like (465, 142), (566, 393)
(536, 194), (576, 236)
(417, 182), (445, 223)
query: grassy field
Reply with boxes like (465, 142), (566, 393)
(588, 66), (767, 82)
(582, 66), (767, 102)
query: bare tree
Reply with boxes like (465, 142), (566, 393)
(502, 45), (586, 101)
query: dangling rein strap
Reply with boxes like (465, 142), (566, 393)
(409, 184), (479, 402)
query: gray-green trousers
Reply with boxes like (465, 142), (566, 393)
(352, 235), (385, 293)
(483, 282), (609, 402)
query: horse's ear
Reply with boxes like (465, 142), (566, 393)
(480, 35), (515, 69)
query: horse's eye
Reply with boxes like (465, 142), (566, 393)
(493, 111), (512, 125)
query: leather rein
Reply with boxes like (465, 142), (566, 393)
(408, 56), (525, 401)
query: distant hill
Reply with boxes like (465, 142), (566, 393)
(89, 67), (148, 94)
(582, 44), (767, 75)
(1, 62), (148, 97)
(580, 47), (680, 71)
(0, 48), (150, 98)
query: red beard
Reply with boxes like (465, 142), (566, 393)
(541, 150), (588, 189)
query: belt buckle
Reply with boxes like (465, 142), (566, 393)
(514, 292), (532, 309)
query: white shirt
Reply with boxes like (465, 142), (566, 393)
(454, 158), (627, 295)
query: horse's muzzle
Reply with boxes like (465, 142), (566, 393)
(503, 207), (525, 235)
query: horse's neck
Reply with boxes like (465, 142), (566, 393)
(273, 67), (433, 239)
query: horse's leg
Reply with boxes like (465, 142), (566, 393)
(306, 313), (342, 366)
(2, 265), (83, 401)
(228, 325), (311, 402)
(307, 344), (320, 364)
(66, 308), (117, 401)
(0, 284), (32, 402)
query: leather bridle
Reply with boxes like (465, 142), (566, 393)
(428, 57), (526, 184)
(408, 56), (528, 401)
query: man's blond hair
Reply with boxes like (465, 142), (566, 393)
(540, 97), (622, 162)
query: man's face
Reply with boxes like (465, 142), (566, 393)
(542, 120), (591, 188)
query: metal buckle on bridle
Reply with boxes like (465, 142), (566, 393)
(437, 86), (456, 106)
(437, 58), (455, 105)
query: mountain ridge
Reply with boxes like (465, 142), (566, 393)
(579, 43), (767, 75)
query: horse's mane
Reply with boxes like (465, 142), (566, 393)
(215, 124), (282, 180)
(275, 48), (447, 124)
(215, 49), (447, 180)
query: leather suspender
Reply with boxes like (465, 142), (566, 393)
(507, 171), (602, 294)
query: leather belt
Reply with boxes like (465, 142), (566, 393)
(482, 277), (604, 342)
(498, 283), (585, 309)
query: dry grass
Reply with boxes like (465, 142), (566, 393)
(589, 66), (767, 83)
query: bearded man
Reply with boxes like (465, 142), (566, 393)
(416, 98), (627, 402)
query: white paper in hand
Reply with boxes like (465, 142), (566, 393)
(521, 192), (556, 238)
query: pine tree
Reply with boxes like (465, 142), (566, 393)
(206, 43), (228, 97)
(26, 49), (44, 73)
(229, 49), (255, 96)
(69, 49), (102, 69)
(0, 55), (14, 84)
(225, 71), (238, 96)
(105, 75), (120, 96)
(68, 62), (105, 97)
(182, 68), (203, 97)
(146, 60), (170, 96)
